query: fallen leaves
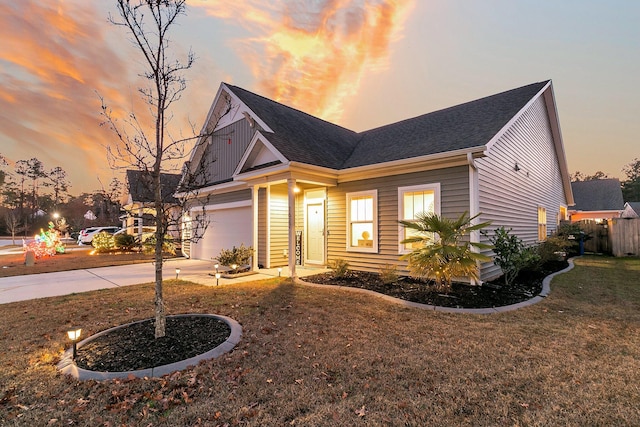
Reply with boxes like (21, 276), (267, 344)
(355, 405), (366, 417)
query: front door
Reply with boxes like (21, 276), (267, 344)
(306, 201), (324, 264)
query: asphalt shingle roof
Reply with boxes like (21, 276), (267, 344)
(570, 179), (624, 211)
(226, 81), (549, 170)
(126, 170), (182, 204)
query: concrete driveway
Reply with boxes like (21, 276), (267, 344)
(0, 257), (325, 304)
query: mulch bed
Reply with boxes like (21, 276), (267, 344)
(304, 260), (569, 309)
(74, 316), (231, 372)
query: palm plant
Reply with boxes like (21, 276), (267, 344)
(400, 212), (492, 288)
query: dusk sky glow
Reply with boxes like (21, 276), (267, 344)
(1, 0), (638, 195)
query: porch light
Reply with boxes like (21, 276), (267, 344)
(67, 327), (82, 360)
(215, 273), (221, 286)
(175, 268), (181, 280)
(294, 187), (301, 193)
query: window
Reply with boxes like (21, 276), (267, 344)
(346, 190), (377, 252)
(558, 206), (568, 224)
(538, 206), (547, 241)
(398, 184), (440, 253)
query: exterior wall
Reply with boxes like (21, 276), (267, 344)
(196, 120), (261, 186)
(257, 188), (267, 267)
(326, 166), (469, 274)
(476, 95), (569, 280)
(269, 184), (289, 267)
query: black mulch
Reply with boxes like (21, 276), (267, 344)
(304, 260), (569, 309)
(74, 316), (231, 372)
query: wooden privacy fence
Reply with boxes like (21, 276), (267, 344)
(608, 218), (640, 257)
(574, 219), (640, 256)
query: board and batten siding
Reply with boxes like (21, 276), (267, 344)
(269, 184), (289, 267)
(198, 119), (261, 185)
(476, 95), (568, 280)
(326, 166), (469, 274)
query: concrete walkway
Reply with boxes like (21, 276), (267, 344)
(0, 258), (328, 305)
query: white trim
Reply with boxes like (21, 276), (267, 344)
(398, 183), (441, 254)
(233, 132), (289, 176)
(202, 199), (252, 212)
(346, 190), (378, 253)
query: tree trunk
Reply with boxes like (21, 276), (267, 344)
(153, 171), (166, 339)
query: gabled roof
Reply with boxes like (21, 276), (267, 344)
(570, 179), (624, 211)
(226, 81), (549, 169)
(125, 170), (182, 205)
(624, 202), (640, 213)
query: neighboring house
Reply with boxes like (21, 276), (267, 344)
(568, 179), (624, 221)
(621, 202), (640, 218)
(179, 80), (573, 282)
(121, 170), (182, 242)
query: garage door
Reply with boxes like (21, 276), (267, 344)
(191, 206), (252, 261)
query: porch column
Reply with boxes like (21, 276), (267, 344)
(252, 186), (259, 272)
(287, 178), (297, 279)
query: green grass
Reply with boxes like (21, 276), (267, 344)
(0, 256), (639, 425)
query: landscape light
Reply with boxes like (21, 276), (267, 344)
(215, 273), (221, 286)
(278, 267), (282, 277)
(175, 268), (181, 280)
(214, 263), (219, 273)
(231, 264), (238, 272)
(67, 327), (82, 360)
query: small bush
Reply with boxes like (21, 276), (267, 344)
(485, 227), (540, 287)
(537, 234), (572, 265)
(92, 231), (116, 253)
(328, 258), (349, 279)
(379, 264), (399, 285)
(142, 234), (176, 255)
(215, 244), (253, 268)
(114, 233), (137, 250)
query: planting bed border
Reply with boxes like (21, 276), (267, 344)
(57, 314), (242, 380)
(297, 258), (576, 314)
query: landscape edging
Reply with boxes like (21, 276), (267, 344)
(295, 257), (576, 314)
(57, 314), (242, 380)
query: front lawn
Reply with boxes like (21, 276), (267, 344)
(0, 256), (638, 425)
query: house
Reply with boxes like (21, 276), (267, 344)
(568, 179), (624, 222)
(121, 169), (182, 241)
(179, 80), (573, 282)
(621, 202), (640, 218)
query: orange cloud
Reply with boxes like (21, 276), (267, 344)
(192, 0), (415, 122)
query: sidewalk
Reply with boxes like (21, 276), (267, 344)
(0, 258), (328, 304)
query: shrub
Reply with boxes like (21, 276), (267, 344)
(114, 233), (137, 251)
(379, 264), (399, 285)
(537, 234), (572, 265)
(486, 227), (540, 287)
(215, 244), (253, 268)
(92, 231), (116, 253)
(400, 212), (492, 288)
(142, 234), (176, 255)
(328, 258), (350, 279)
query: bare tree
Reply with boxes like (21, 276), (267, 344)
(3, 210), (21, 245)
(101, 0), (229, 338)
(49, 166), (71, 209)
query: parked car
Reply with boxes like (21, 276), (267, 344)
(78, 226), (121, 245)
(114, 226), (156, 243)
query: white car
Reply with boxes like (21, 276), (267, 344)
(78, 226), (121, 245)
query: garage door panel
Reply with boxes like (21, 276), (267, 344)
(192, 207), (252, 261)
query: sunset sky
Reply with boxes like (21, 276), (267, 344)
(1, 0), (638, 195)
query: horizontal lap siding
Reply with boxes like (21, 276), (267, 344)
(327, 166), (469, 274)
(269, 184), (288, 267)
(477, 95), (568, 280)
